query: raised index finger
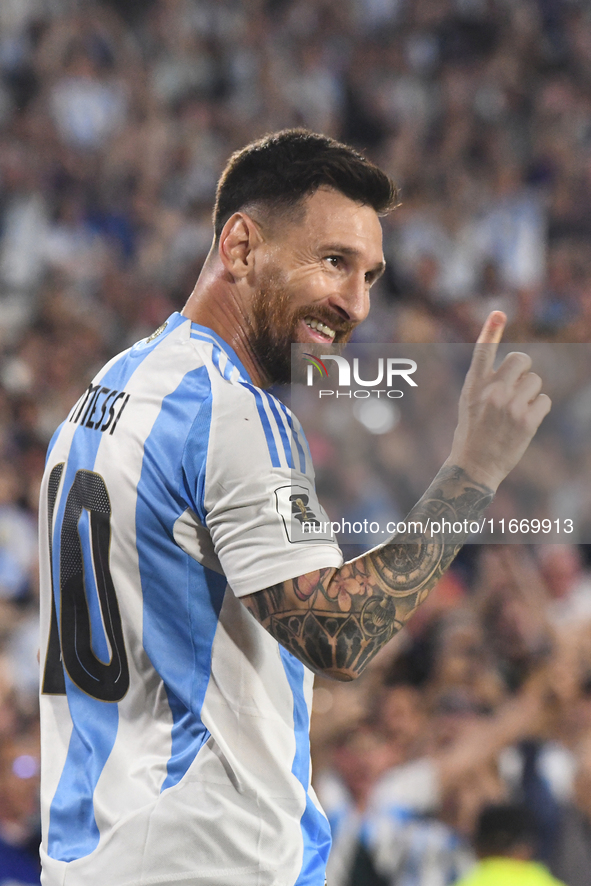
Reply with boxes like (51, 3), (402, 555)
(467, 311), (507, 380)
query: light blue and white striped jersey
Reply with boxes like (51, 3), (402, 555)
(39, 313), (342, 886)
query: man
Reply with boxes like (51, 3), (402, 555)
(38, 130), (550, 886)
(455, 803), (566, 886)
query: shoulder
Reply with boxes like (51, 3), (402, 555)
(199, 378), (296, 477)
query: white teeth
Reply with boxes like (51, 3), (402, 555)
(304, 317), (335, 340)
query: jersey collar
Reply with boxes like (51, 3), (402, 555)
(187, 318), (253, 384)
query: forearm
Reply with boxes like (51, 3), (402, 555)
(244, 462), (493, 680)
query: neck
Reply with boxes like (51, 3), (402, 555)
(182, 255), (270, 388)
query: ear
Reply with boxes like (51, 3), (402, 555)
(217, 212), (263, 279)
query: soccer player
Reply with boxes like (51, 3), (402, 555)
(38, 130), (550, 886)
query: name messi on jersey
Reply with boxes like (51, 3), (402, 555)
(69, 383), (131, 434)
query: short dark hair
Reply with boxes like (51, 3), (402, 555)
(474, 803), (537, 858)
(213, 129), (398, 239)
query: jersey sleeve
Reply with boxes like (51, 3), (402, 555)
(182, 378), (343, 597)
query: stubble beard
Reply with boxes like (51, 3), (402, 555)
(249, 266), (355, 386)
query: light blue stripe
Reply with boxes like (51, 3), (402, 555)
(190, 335), (237, 383)
(208, 343), (235, 382)
(221, 354), (235, 381)
(48, 693), (119, 862)
(277, 401), (307, 473)
(241, 383), (282, 468)
(190, 322), (251, 382)
(161, 688), (210, 791)
(190, 335), (233, 382)
(263, 392), (295, 469)
(136, 366), (226, 792)
(279, 648), (331, 885)
(77, 508), (110, 663)
(210, 345), (223, 378)
(182, 387), (212, 526)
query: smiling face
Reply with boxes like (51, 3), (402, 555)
(247, 187), (386, 384)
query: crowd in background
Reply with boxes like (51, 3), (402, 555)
(0, 0), (590, 882)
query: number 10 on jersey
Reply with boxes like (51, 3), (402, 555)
(42, 464), (129, 703)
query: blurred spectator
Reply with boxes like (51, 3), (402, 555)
(454, 803), (566, 886)
(48, 41), (127, 151)
(540, 545), (591, 626)
(0, 659), (19, 743)
(0, 464), (36, 604)
(319, 721), (401, 886)
(320, 665), (550, 885)
(548, 737), (591, 886)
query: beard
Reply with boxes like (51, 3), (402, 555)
(248, 265), (356, 385)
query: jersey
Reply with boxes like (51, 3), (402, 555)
(38, 312), (343, 886)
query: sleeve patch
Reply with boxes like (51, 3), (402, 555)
(274, 484), (336, 544)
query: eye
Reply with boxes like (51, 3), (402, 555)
(325, 255), (342, 268)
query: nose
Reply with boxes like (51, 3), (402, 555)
(330, 273), (370, 325)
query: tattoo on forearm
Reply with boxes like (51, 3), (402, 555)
(244, 465), (494, 679)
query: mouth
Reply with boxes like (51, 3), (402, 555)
(300, 315), (337, 344)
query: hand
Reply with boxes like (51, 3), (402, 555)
(448, 311), (551, 490)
